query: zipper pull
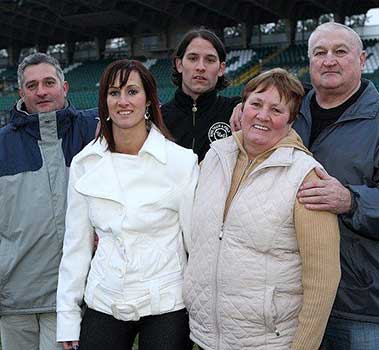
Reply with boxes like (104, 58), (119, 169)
(274, 326), (280, 336)
(219, 223), (224, 240)
(192, 102), (197, 150)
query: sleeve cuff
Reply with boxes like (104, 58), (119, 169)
(345, 185), (359, 216)
(56, 310), (82, 342)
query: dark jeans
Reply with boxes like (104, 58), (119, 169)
(322, 316), (379, 350)
(79, 307), (192, 350)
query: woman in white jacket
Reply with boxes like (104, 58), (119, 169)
(56, 59), (199, 350)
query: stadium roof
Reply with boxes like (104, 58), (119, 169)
(0, 0), (378, 49)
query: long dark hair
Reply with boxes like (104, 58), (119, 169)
(171, 28), (230, 91)
(96, 59), (172, 152)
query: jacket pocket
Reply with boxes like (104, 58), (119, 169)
(336, 238), (378, 315)
(340, 237), (376, 289)
(264, 286), (281, 336)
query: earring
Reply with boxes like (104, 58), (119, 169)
(106, 116), (111, 121)
(144, 106), (152, 131)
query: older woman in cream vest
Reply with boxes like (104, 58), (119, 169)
(184, 68), (341, 350)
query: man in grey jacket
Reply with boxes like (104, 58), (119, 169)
(296, 22), (379, 350)
(0, 53), (97, 350)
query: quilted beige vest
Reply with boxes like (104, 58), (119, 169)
(183, 136), (321, 350)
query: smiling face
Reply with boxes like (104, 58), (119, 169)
(241, 85), (291, 158)
(107, 70), (148, 134)
(175, 37), (225, 100)
(19, 63), (68, 114)
(309, 28), (366, 99)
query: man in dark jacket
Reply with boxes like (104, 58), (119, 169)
(161, 29), (240, 161)
(0, 53), (97, 350)
(295, 22), (379, 350)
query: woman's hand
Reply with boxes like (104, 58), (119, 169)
(62, 340), (79, 349)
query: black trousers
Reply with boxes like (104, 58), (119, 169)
(79, 307), (192, 350)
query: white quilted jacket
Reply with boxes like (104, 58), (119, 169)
(183, 134), (320, 350)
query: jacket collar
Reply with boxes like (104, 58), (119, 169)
(9, 99), (77, 141)
(174, 88), (218, 112)
(300, 79), (379, 125)
(211, 130), (302, 173)
(233, 128), (311, 158)
(74, 126), (167, 204)
(88, 126), (167, 164)
(139, 126), (167, 164)
(75, 148), (124, 204)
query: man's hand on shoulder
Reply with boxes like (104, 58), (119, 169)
(297, 167), (352, 214)
(230, 103), (242, 132)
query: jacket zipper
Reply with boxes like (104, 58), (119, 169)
(211, 146), (286, 343)
(212, 147), (244, 349)
(227, 158), (282, 338)
(214, 222), (224, 350)
(192, 102), (197, 150)
(213, 154), (275, 347)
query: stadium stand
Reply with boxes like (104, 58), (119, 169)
(3, 38), (379, 115)
(4, 38), (379, 115)
(64, 60), (112, 91)
(362, 39), (379, 89)
(226, 46), (277, 79)
(0, 0), (379, 127)
(0, 45), (293, 114)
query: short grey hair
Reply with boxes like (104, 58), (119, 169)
(17, 52), (65, 88)
(308, 22), (363, 58)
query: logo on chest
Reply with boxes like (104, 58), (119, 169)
(208, 122), (232, 142)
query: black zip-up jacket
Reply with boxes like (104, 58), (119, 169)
(161, 89), (240, 162)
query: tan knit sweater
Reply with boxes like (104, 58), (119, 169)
(224, 130), (341, 350)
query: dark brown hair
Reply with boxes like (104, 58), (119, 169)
(171, 28), (230, 91)
(242, 68), (305, 123)
(96, 59), (172, 152)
